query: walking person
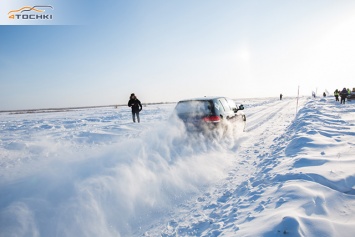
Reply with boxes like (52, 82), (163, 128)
(334, 89), (339, 101)
(280, 93), (283, 100)
(128, 93), (142, 123)
(340, 88), (348, 104)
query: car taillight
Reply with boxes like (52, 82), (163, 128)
(203, 115), (220, 122)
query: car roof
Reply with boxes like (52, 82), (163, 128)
(177, 96), (229, 102)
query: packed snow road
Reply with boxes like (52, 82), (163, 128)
(142, 97), (305, 236)
(2, 96), (355, 237)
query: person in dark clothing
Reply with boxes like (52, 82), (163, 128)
(128, 93), (142, 123)
(340, 88), (348, 104)
(280, 94), (283, 100)
(323, 92), (326, 97)
(334, 89), (339, 101)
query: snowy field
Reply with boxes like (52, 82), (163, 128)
(1, 97), (355, 237)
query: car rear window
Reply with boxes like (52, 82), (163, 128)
(175, 100), (212, 115)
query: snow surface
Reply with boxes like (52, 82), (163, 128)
(1, 97), (355, 237)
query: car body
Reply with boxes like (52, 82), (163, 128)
(172, 96), (246, 133)
(347, 90), (355, 100)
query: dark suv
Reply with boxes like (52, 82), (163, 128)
(172, 96), (246, 132)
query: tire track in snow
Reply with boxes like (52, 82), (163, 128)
(245, 99), (295, 132)
(142, 97), (308, 236)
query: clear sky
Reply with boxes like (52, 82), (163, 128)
(1, 0), (355, 110)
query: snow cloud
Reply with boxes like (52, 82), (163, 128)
(0, 106), (241, 236)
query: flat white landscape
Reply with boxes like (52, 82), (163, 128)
(1, 97), (355, 237)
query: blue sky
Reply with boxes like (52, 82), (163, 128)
(1, 0), (355, 110)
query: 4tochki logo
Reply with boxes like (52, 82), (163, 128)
(8, 6), (53, 20)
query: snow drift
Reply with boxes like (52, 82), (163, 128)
(1, 97), (355, 237)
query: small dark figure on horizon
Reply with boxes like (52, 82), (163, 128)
(128, 93), (142, 123)
(280, 94), (283, 100)
(323, 92), (326, 97)
(340, 88), (348, 104)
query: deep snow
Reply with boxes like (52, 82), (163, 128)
(0, 97), (354, 237)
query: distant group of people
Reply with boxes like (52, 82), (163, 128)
(334, 88), (352, 104)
